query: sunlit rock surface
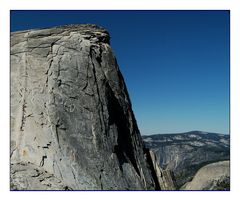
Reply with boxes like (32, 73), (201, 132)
(182, 160), (230, 190)
(10, 24), (159, 190)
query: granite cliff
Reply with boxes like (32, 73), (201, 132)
(10, 24), (160, 190)
(182, 160), (230, 190)
(143, 131), (230, 188)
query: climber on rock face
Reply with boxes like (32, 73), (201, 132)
(39, 155), (47, 167)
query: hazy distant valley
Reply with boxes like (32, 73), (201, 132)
(142, 131), (230, 189)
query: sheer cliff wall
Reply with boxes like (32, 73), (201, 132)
(10, 24), (159, 190)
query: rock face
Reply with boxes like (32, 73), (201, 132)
(146, 150), (176, 190)
(10, 24), (158, 190)
(182, 161), (230, 190)
(11, 162), (71, 190)
(143, 131), (230, 188)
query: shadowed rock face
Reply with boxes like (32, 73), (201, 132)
(10, 24), (157, 190)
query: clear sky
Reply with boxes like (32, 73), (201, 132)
(11, 10), (230, 135)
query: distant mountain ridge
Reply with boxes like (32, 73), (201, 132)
(144, 130), (229, 137)
(142, 131), (230, 188)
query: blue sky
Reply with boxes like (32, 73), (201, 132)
(11, 10), (230, 134)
